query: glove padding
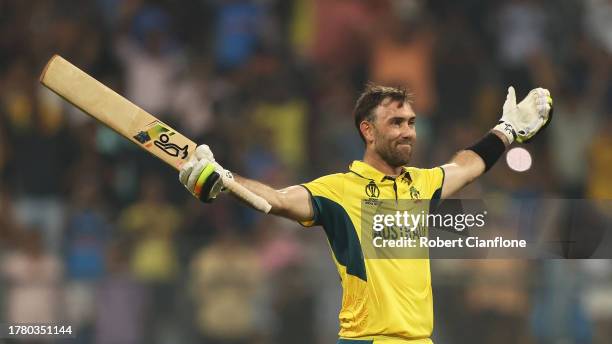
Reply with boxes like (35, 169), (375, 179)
(179, 145), (233, 202)
(495, 86), (553, 144)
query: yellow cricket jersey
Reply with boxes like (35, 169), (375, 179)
(301, 160), (445, 343)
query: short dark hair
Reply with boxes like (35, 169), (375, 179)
(353, 83), (410, 143)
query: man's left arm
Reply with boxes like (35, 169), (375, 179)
(439, 87), (553, 199)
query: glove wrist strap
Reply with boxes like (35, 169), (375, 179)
(493, 121), (516, 144)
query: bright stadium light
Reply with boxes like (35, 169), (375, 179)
(506, 147), (532, 172)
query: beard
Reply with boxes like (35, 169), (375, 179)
(376, 138), (413, 168)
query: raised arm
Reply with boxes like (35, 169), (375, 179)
(178, 145), (313, 223)
(232, 175), (313, 221)
(439, 86), (553, 199)
(440, 131), (509, 198)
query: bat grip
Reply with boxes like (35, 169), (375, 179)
(222, 176), (272, 213)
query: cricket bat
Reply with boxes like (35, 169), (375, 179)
(40, 55), (271, 213)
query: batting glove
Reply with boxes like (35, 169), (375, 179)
(494, 86), (553, 144)
(179, 145), (233, 202)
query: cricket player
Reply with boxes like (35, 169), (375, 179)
(179, 84), (552, 343)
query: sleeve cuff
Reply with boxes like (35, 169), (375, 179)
(298, 184), (319, 227)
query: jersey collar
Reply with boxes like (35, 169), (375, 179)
(348, 160), (412, 183)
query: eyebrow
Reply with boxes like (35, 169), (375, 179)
(388, 115), (416, 122)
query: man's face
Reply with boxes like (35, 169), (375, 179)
(367, 99), (417, 167)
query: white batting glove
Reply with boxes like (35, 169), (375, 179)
(494, 86), (553, 144)
(178, 145), (233, 202)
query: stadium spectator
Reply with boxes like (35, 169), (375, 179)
(1, 229), (63, 324)
(63, 176), (112, 340)
(189, 228), (263, 344)
(94, 241), (148, 344)
(118, 174), (181, 341)
(587, 116), (612, 199)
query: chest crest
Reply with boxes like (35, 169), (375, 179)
(409, 186), (421, 199)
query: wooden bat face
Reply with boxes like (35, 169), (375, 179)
(40, 54), (271, 213)
(40, 55), (194, 170)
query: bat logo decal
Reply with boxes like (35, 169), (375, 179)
(134, 121), (189, 160)
(154, 133), (189, 159)
(134, 131), (151, 144)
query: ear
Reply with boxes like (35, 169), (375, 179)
(360, 121), (375, 144)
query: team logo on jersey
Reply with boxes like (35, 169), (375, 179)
(365, 181), (380, 198)
(133, 121), (189, 159)
(409, 186), (420, 199)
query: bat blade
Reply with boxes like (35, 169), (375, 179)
(40, 55), (193, 170)
(40, 55), (271, 213)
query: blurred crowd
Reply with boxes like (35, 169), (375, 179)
(0, 0), (611, 343)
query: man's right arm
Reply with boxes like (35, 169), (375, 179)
(232, 175), (314, 222)
(178, 145), (314, 223)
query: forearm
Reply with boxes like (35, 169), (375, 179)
(441, 130), (510, 198)
(461, 129), (510, 174)
(231, 175), (312, 221)
(178, 144), (313, 221)
(232, 174), (285, 214)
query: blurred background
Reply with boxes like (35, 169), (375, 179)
(0, 0), (611, 343)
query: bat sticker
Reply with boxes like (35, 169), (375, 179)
(154, 133), (189, 159)
(134, 121), (188, 159)
(133, 131), (151, 144)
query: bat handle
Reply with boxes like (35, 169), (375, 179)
(222, 176), (272, 213)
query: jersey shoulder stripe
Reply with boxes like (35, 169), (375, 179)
(313, 195), (367, 281)
(301, 173), (367, 281)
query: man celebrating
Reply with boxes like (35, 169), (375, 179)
(179, 84), (552, 343)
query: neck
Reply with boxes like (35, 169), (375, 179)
(363, 148), (404, 177)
